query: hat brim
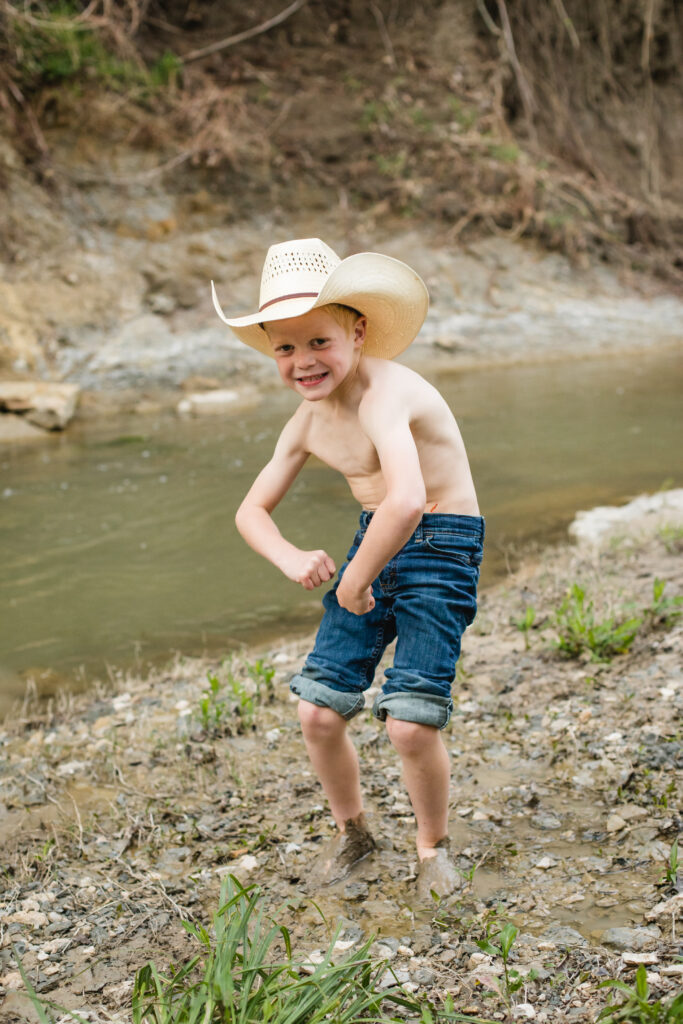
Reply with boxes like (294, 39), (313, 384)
(212, 252), (429, 360)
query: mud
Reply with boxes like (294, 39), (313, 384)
(0, 494), (681, 1022)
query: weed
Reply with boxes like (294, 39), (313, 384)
(554, 584), (641, 662)
(659, 837), (681, 892)
(513, 606), (536, 650)
(658, 524), (683, 555)
(476, 917), (536, 1008)
(129, 877), (438, 1023)
(7, 2), (179, 94)
(196, 672), (230, 735)
(598, 964), (683, 1023)
(195, 658), (274, 736)
(245, 658), (275, 701)
(488, 141), (520, 163)
(374, 152), (408, 177)
(644, 578), (683, 630)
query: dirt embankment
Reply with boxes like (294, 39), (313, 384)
(0, 2), (681, 404)
(1, 493), (681, 1022)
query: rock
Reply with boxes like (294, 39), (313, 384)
(606, 813), (627, 832)
(622, 952), (659, 965)
(531, 813), (562, 830)
(177, 389), (241, 416)
(535, 856), (556, 870)
(0, 414), (50, 442)
(412, 967), (437, 986)
(538, 926), (587, 948)
(513, 1004), (536, 1020)
(8, 910), (49, 927)
(602, 926), (661, 951)
(646, 893), (683, 919)
(0, 381), (79, 430)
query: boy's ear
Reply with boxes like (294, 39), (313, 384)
(354, 316), (367, 347)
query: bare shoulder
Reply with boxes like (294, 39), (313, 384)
(359, 357), (445, 412)
(277, 400), (314, 453)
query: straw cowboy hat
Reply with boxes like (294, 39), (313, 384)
(211, 237), (429, 360)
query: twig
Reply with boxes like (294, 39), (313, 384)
(370, 2), (396, 67)
(476, 0), (500, 36)
(63, 147), (196, 186)
(182, 0), (310, 64)
(67, 792), (86, 857)
(551, 0), (580, 51)
(495, 0), (537, 138)
(113, 762), (177, 800)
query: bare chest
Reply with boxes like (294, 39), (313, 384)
(305, 415), (380, 479)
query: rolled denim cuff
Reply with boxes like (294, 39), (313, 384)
(372, 691), (453, 730)
(289, 673), (366, 721)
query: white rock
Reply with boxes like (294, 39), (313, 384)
(265, 728), (280, 745)
(622, 952), (659, 965)
(177, 390), (240, 416)
(301, 950), (325, 975)
(56, 760), (89, 776)
(333, 939), (356, 953)
(535, 856), (556, 870)
(606, 813), (627, 833)
(513, 1004), (537, 1020)
(661, 964), (683, 976)
(646, 894), (683, 919)
(233, 854), (258, 874)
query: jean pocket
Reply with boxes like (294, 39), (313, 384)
(424, 536), (482, 567)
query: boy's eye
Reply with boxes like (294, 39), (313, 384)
(275, 344), (293, 354)
(311, 338), (328, 347)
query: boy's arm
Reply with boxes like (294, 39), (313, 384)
(337, 392), (426, 615)
(235, 413), (336, 590)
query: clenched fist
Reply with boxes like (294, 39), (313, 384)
(281, 548), (336, 590)
(336, 575), (376, 615)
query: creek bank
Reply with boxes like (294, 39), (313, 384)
(1, 492), (681, 1022)
(1, 179), (682, 407)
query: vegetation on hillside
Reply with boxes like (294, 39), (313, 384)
(0, 0), (681, 282)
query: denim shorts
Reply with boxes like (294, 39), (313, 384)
(289, 512), (484, 730)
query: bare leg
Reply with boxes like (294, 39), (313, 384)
(297, 699), (363, 828)
(385, 716), (450, 860)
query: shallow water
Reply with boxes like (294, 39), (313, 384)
(1, 348), (681, 709)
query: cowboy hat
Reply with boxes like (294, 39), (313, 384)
(211, 237), (429, 360)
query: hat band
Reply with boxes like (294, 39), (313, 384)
(258, 291), (319, 313)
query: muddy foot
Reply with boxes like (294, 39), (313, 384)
(416, 837), (460, 901)
(311, 814), (376, 886)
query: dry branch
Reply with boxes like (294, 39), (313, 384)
(182, 0), (310, 64)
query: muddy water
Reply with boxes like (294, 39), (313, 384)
(1, 349), (681, 709)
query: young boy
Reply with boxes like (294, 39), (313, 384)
(212, 238), (483, 896)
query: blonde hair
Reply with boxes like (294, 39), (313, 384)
(262, 303), (362, 336)
(321, 303), (363, 331)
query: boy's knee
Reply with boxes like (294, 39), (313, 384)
(297, 699), (346, 740)
(385, 716), (436, 757)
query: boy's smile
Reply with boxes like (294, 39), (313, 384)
(267, 309), (366, 401)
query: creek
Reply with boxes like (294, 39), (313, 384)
(1, 348), (681, 712)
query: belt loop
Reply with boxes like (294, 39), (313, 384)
(414, 516), (424, 542)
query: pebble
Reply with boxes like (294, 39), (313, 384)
(606, 813), (627, 832)
(8, 910), (49, 927)
(513, 1004), (537, 1020)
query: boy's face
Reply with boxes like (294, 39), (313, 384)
(266, 309), (366, 401)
